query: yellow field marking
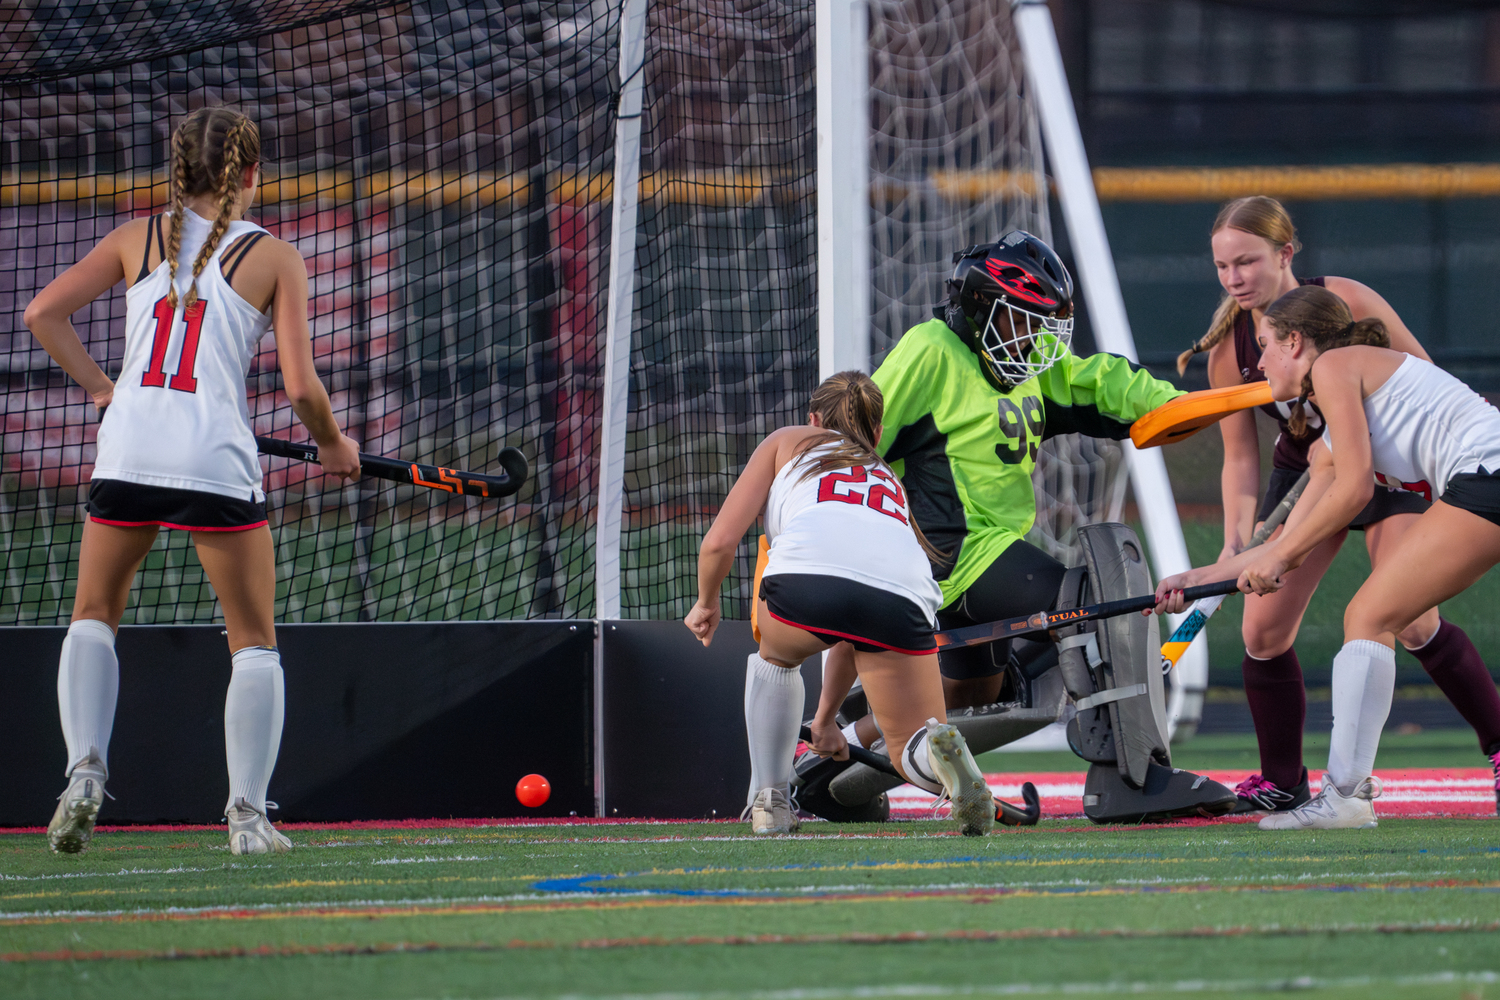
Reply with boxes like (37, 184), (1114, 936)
(6, 163), (1500, 209)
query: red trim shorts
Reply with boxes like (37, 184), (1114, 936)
(759, 573), (937, 655)
(87, 479), (268, 532)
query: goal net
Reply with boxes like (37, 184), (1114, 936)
(0, 0), (1124, 627)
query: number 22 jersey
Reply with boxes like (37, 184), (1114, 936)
(94, 210), (274, 501)
(762, 444), (943, 623)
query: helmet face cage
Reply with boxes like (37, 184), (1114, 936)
(976, 295), (1074, 387)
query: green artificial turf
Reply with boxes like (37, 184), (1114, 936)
(2, 817), (1496, 999)
(978, 727), (1492, 774)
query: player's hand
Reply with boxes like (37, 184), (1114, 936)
(807, 715), (849, 761)
(1151, 569), (1201, 615)
(1240, 553), (1288, 595)
(684, 600), (720, 646)
(91, 382), (113, 416)
(318, 433), (361, 481)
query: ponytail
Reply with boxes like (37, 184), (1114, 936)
(1177, 293), (1242, 375)
(796, 370), (946, 562)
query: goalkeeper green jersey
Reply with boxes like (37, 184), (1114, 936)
(873, 315), (1183, 607)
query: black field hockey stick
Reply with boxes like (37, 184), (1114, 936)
(933, 578), (1242, 650)
(797, 726), (1042, 826)
(256, 436), (528, 499)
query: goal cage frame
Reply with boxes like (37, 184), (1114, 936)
(593, 0), (1205, 737)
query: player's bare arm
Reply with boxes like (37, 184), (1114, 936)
(22, 222), (141, 410)
(260, 237), (360, 480)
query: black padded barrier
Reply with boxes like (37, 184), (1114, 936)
(600, 620), (822, 819)
(0, 621), (594, 825)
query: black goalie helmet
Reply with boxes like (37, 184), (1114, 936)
(946, 231), (1075, 390)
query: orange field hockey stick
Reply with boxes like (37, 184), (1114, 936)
(256, 436), (528, 499)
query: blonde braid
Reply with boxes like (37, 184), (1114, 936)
(185, 120), (248, 310)
(164, 125), (192, 311)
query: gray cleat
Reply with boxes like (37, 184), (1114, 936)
(227, 798), (293, 855)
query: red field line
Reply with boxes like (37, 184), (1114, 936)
(6, 920), (1499, 964)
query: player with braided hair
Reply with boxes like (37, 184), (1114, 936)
(23, 106), (360, 855)
(1184, 196), (1500, 816)
(1157, 284), (1500, 828)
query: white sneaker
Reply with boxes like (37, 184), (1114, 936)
(1258, 775), (1381, 831)
(227, 798), (293, 855)
(924, 719), (995, 837)
(47, 754), (108, 855)
(748, 786), (800, 835)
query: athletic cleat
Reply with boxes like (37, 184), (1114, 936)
(227, 798), (293, 855)
(924, 718), (994, 837)
(1229, 769), (1311, 814)
(46, 754), (108, 855)
(1258, 774), (1381, 831)
(748, 786), (800, 835)
(1490, 750), (1500, 816)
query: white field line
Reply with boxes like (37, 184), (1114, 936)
(435, 971), (1500, 1000)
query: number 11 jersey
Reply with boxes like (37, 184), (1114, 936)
(94, 210), (274, 501)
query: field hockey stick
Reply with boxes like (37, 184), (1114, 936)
(1158, 468), (1311, 674)
(256, 436), (528, 499)
(797, 725), (1042, 826)
(933, 578), (1241, 650)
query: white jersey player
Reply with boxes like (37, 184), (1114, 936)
(685, 371), (996, 838)
(24, 107), (359, 855)
(1157, 284), (1500, 830)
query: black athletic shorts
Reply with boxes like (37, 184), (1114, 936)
(1258, 465), (1429, 531)
(759, 573), (937, 655)
(935, 539), (1068, 680)
(1440, 468), (1500, 527)
(87, 479), (269, 532)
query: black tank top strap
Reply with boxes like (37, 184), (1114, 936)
(221, 231), (268, 284)
(136, 214), (164, 283)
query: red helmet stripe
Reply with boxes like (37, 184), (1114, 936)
(983, 259), (1058, 308)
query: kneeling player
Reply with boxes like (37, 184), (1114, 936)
(685, 371), (995, 836)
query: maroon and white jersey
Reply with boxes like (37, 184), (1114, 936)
(1324, 353), (1500, 502)
(94, 211), (273, 500)
(762, 443), (942, 621)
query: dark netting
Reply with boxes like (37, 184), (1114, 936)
(620, 0), (817, 618)
(0, 1), (619, 624)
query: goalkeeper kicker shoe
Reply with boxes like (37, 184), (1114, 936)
(1230, 769), (1310, 815)
(1258, 775), (1380, 831)
(47, 753), (108, 855)
(227, 798), (293, 855)
(923, 719), (994, 837)
(747, 786), (800, 835)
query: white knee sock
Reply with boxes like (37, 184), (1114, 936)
(897, 727), (945, 795)
(58, 619), (119, 777)
(224, 646), (285, 813)
(1327, 639), (1395, 795)
(744, 653), (803, 807)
